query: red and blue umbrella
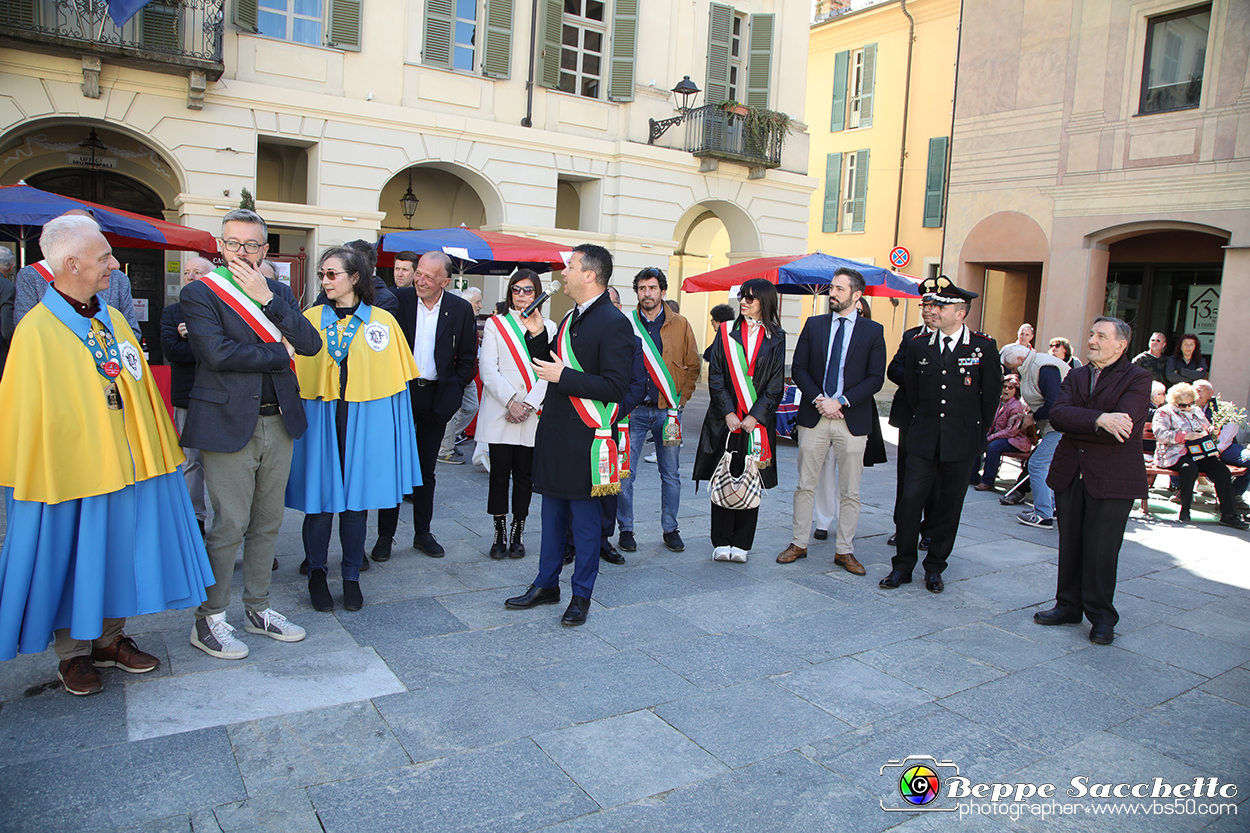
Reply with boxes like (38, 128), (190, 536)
(0, 183), (218, 254)
(377, 227), (571, 275)
(681, 252), (921, 298)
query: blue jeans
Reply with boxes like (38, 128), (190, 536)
(1028, 430), (1063, 520)
(1221, 443), (1250, 494)
(616, 405), (682, 534)
(303, 510), (366, 581)
(976, 438), (1019, 486)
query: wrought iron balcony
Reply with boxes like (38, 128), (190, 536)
(681, 104), (788, 170)
(0, 0), (225, 82)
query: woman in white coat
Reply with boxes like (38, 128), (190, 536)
(478, 270), (556, 559)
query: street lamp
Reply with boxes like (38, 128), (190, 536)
(648, 76), (701, 145)
(78, 128), (108, 169)
(399, 170), (419, 228)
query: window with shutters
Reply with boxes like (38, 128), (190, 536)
(249, 0), (361, 50)
(705, 5), (773, 107)
(727, 13), (746, 102)
(840, 148), (869, 233)
(922, 136), (948, 228)
(423, 0), (512, 78)
(830, 43), (874, 132)
(452, 0), (476, 71)
(559, 0), (608, 99)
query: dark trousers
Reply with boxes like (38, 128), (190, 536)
(710, 503), (759, 550)
(535, 496), (601, 599)
(893, 453), (978, 576)
(565, 495), (616, 549)
(1176, 454), (1236, 517)
(487, 443), (534, 518)
(378, 384), (448, 540)
(975, 438), (1019, 486)
(1053, 478), (1131, 626)
(1221, 443), (1250, 494)
(892, 430), (936, 537)
(303, 510), (367, 581)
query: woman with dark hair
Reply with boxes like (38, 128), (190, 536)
(286, 247), (423, 611)
(692, 278), (787, 562)
(971, 374), (1031, 490)
(476, 269), (556, 558)
(1165, 334), (1208, 385)
(1047, 337), (1082, 368)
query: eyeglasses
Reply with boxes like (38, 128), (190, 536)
(738, 293), (756, 302)
(317, 269), (348, 280)
(221, 239), (264, 254)
(511, 285), (536, 295)
(1176, 402), (1195, 409)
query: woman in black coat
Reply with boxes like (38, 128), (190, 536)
(692, 279), (787, 562)
(1164, 333), (1208, 385)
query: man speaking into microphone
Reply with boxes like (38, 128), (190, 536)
(504, 245), (634, 626)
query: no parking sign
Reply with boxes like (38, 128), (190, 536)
(889, 246), (910, 269)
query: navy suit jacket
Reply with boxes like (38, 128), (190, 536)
(791, 312), (886, 436)
(392, 287), (477, 424)
(179, 278), (322, 453)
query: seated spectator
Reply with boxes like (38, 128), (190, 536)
(1133, 331), (1169, 384)
(1165, 334), (1207, 385)
(972, 374), (1031, 491)
(1152, 383), (1247, 529)
(1047, 337), (1082, 368)
(1143, 381), (1166, 455)
(1199, 381), (1250, 515)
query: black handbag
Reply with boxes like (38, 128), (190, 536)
(1185, 434), (1218, 461)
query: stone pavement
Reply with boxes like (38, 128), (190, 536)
(1, 386), (1248, 832)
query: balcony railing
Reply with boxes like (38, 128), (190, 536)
(682, 104), (786, 169)
(0, 0), (225, 78)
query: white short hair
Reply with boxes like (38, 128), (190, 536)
(1000, 344), (1031, 366)
(460, 286), (482, 301)
(39, 215), (102, 272)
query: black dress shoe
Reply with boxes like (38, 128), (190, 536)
(887, 533), (897, 547)
(371, 536), (393, 563)
(563, 542), (575, 565)
(813, 528), (828, 541)
(1089, 623), (1115, 645)
(561, 595), (590, 626)
(413, 532), (445, 558)
(343, 580), (363, 612)
(919, 536), (931, 551)
(600, 543), (625, 565)
(879, 569), (912, 588)
(308, 570), (333, 611)
(1033, 607), (1082, 626)
(618, 531), (637, 552)
(505, 585), (560, 609)
(924, 572), (944, 593)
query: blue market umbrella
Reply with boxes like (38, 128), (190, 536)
(681, 252), (921, 297)
(377, 227), (570, 275)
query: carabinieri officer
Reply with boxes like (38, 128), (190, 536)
(882, 276), (1001, 593)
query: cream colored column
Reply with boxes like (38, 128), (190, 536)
(1209, 247), (1250, 407)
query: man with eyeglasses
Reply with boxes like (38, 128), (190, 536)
(886, 294), (941, 550)
(180, 209), (322, 660)
(373, 251), (477, 561)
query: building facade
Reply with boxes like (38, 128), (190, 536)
(0, 0), (816, 358)
(943, 0), (1250, 403)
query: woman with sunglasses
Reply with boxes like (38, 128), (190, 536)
(1152, 382), (1246, 529)
(692, 279), (787, 561)
(971, 374), (1031, 491)
(475, 269), (556, 558)
(286, 247), (424, 611)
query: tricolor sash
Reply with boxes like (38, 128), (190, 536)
(617, 414), (631, 479)
(31, 259), (54, 283)
(492, 313), (539, 394)
(201, 267), (293, 371)
(720, 320), (771, 468)
(557, 310), (621, 496)
(628, 311), (682, 445)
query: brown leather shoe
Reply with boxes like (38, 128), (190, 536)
(91, 635), (160, 674)
(776, 544), (807, 564)
(834, 552), (866, 576)
(58, 656), (104, 696)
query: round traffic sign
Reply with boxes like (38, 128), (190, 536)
(889, 246), (910, 269)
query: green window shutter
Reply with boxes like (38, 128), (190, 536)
(608, 0), (638, 101)
(859, 42), (876, 127)
(851, 148), (869, 232)
(7, 0), (37, 26)
(704, 2), (733, 105)
(423, 0), (453, 68)
(482, 0), (513, 78)
(537, 0), (563, 88)
(830, 49), (848, 133)
(822, 152), (843, 233)
(923, 136), (948, 228)
(233, 0), (258, 33)
(745, 13), (773, 108)
(142, 0), (181, 53)
(326, 0), (362, 51)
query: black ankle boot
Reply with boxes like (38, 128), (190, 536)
(489, 515), (508, 559)
(309, 569), (333, 611)
(508, 516), (526, 558)
(343, 579), (363, 611)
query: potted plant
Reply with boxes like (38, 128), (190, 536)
(742, 106), (791, 155)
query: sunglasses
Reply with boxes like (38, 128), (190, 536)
(1176, 402), (1195, 409)
(738, 293), (756, 302)
(317, 269), (348, 280)
(511, 285), (536, 295)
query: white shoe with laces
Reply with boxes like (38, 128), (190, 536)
(191, 612), (249, 659)
(244, 608), (306, 642)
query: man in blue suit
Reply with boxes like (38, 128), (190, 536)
(182, 209), (322, 660)
(777, 268), (886, 575)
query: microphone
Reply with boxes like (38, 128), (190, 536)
(522, 279), (561, 318)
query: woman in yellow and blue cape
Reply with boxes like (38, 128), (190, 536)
(285, 247), (421, 612)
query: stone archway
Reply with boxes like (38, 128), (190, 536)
(957, 210), (1050, 344)
(671, 201), (762, 353)
(377, 163), (504, 232)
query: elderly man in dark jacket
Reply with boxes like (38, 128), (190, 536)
(1034, 316), (1151, 646)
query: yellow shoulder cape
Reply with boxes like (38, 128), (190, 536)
(294, 305), (418, 402)
(0, 303), (185, 504)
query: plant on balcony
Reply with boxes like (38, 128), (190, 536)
(742, 106), (791, 156)
(717, 100), (749, 117)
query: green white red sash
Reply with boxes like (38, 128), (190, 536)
(720, 320), (771, 468)
(628, 310), (682, 446)
(557, 310), (621, 496)
(31, 259), (54, 282)
(617, 414), (631, 479)
(492, 313), (538, 393)
(201, 267), (293, 371)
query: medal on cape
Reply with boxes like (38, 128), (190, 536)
(85, 320), (123, 387)
(324, 309), (363, 365)
(106, 381), (122, 410)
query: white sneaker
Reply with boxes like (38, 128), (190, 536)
(712, 546), (732, 561)
(728, 547), (748, 563)
(191, 612), (249, 659)
(644, 453), (657, 463)
(244, 608), (306, 643)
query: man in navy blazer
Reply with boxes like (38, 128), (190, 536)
(182, 209), (322, 660)
(372, 251), (477, 561)
(777, 268), (886, 574)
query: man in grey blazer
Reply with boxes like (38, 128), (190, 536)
(181, 209), (322, 660)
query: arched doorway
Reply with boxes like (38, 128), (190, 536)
(26, 168), (170, 364)
(671, 200), (763, 354)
